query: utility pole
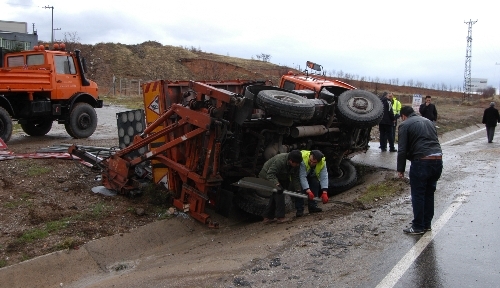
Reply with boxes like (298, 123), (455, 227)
(53, 28), (61, 42)
(43, 6), (54, 44)
(463, 19), (477, 101)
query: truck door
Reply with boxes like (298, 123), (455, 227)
(54, 55), (79, 100)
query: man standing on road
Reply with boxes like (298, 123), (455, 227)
(397, 106), (443, 235)
(481, 102), (500, 143)
(379, 92), (396, 152)
(391, 94), (402, 143)
(295, 150), (329, 217)
(419, 95), (438, 124)
(259, 150), (302, 223)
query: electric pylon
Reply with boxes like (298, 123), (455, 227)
(463, 19), (477, 101)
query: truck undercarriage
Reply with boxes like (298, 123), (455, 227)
(70, 70), (383, 227)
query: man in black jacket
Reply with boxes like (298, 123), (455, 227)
(482, 102), (500, 143)
(379, 92), (396, 152)
(397, 106), (443, 235)
(419, 95), (438, 123)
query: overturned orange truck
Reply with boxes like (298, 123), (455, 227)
(71, 62), (383, 227)
(0, 44), (103, 142)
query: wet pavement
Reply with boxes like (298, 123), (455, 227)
(355, 126), (500, 288)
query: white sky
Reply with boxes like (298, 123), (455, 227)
(2, 0), (500, 90)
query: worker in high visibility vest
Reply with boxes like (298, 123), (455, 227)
(295, 150), (329, 217)
(390, 94), (402, 145)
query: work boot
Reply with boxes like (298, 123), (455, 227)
(308, 206), (322, 213)
(296, 210), (304, 217)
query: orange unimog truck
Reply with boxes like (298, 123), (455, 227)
(0, 44), (102, 142)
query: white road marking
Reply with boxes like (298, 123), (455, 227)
(375, 191), (470, 288)
(441, 128), (485, 146)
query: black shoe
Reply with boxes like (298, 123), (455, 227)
(309, 207), (322, 213)
(403, 227), (424, 235)
(381, 149), (387, 152)
(296, 211), (304, 217)
(424, 227), (432, 232)
(389, 149), (397, 152)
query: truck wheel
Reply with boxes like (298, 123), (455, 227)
(65, 103), (98, 139)
(20, 119), (52, 136)
(0, 107), (13, 142)
(335, 90), (383, 128)
(256, 90), (315, 120)
(328, 159), (357, 195)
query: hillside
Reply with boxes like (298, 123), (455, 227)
(69, 41), (469, 100)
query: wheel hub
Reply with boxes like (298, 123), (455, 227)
(77, 113), (91, 129)
(347, 97), (374, 114)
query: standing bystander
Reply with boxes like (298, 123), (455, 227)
(397, 106), (443, 235)
(482, 102), (500, 143)
(419, 95), (438, 124)
(391, 94), (402, 143)
(379, 92), (396, 152)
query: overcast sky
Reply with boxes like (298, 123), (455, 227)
(2, 0), (499, 91)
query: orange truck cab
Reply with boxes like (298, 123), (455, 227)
(0, 44), (103, 142)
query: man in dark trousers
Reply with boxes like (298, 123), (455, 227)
(379, 92), (396, 152)
(259, 150), (302, 223)
(482, 102), (500, 143)
(295, 150), (329, 217)
(397, 106), (443, 235)
(419, 95), (438, 123)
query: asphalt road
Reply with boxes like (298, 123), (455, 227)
(360, 127), (500, 288)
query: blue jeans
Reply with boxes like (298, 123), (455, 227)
(409, 159), (443, 230)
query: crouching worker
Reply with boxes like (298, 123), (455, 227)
(259, 150), (302, 224)
(295, 150), (329, 217)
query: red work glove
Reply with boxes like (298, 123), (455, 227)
(321, 192), (329, 204)
(306, 189), (314, 200)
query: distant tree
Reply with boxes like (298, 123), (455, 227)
(479, 86), (496, 98)
(62, 31), (81, 51)
(255, 53), (271, 62)
(407, 79), (414, 87)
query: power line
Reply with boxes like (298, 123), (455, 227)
(463, 19), (477, 101)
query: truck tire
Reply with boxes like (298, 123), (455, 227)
(328, 159), (357, 195)
(20, 119), (52, 136)
(256, 90), (315, 120)
(0, 107), (12, 142)
(335, 90), (383, 128)
(65, 103), (98, 139)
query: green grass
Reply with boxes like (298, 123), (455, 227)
(54, 237), (78, 250)
(18, 228), (49, 243)
(15, 218), (70, 244)
(0, 259), (7, 268)
(358, 181), (402, 204)
(3, 193), (33, 209)
(27, 164), (51, 176)
(90, 201), (108, 218)
(101, 94), (144, 109)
